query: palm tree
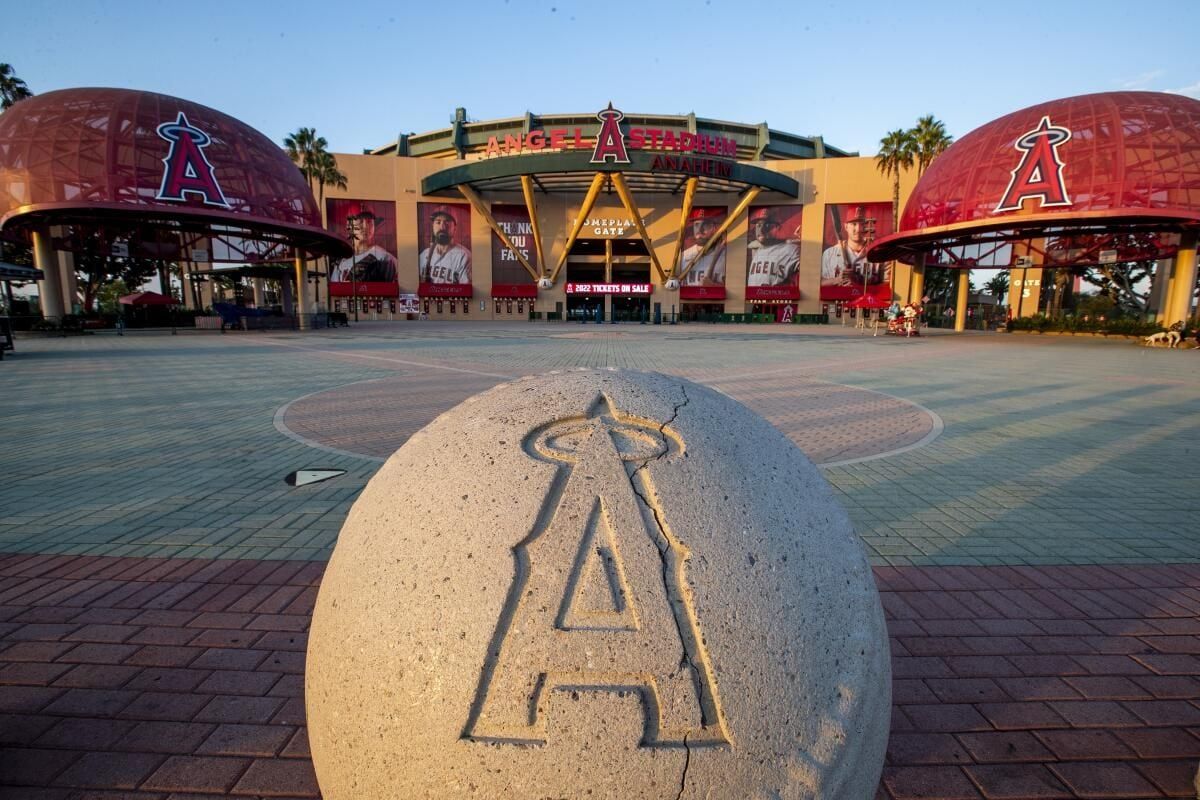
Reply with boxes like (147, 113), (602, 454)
(285, 131), (348, 314)
(0, 62), (33, 110)
(313, 150), (347, 207)
(283, 127), (322, 189)
(284, 127), (347, 210)
(875, 129), (915, 230)
(911, 115), (953, 178)
(984, 272), (1009, 302)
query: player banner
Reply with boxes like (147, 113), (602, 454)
(491, 205), (537, 298)
(745, 205), (802, 301)
(417, 202), (473, 298)
(679, 206), (727, 300)
(327, 199), (399, 297)
(820, 202), (893, 302)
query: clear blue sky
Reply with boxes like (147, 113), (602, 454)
(7, 0), (1198, 157)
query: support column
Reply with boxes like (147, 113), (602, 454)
(280, 276), (294, 317)
(1160, 258), (1180, 325)
(253, 278), (266, 308)
(1164, 231), (1198, 327)
(294, 256), (310, 330)
(909, 261), (925, 306)
(178, 262), (191, 309)
(1148, 258), (1173, 323)
(32, 228), (65, 321)
(59, 251), (79, 314)
(954, 269), (970, 332)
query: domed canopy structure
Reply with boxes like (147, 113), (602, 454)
(0, 87), (348, 262)
(870, 91), (1200, 267)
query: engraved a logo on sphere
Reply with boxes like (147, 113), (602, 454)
(464, 393), (728, 747)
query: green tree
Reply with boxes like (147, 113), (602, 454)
(922, 266), (958, 306)
(1081, 261), (1153, 316)
(284, 127), (345, 207)
(71, 232), (160, 312)
(0, 62), (32, 110)
(911, 114), (953, 177)
(95, 280), (129, 314)
(313, 149), (347, 208)
(285, 129), (347, 313)
(984, 272), (1009, 302)
(1075, 293), (1117, 319)
(875, 129), (915, 230)
(283, 127), (320, 184)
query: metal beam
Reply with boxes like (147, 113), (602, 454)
(610, 173), (666, 283)
(458, 184), (539, 282)
(520, 175), (548, 279)
(551, 173), (606, 283)
(669, 178), (698, 278)
(680, 187), (762, 281)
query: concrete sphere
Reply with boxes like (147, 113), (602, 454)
(665, 278), (681, 291)
(537, 277), (554, 290)
(307, 370), (890, 799)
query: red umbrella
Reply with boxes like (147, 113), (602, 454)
(846, 294), (893, 309)
(119, 291), (178, 306)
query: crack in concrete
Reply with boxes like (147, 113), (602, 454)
(624, 385), (697, 796)
(676, 731), (692, 800)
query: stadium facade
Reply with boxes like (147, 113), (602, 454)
(322, 106), (917, 322)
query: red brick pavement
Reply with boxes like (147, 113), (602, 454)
(0, 553), (1197, 799)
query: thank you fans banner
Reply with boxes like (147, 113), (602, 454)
(491, 205), (537, 297)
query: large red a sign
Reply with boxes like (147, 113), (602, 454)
(995, 116), (1073, 213)
(590, 104), (630, 164)
(155, 112), (230, 208)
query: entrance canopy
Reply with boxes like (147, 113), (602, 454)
(413, 105), (811, 291)
(869, 92), (1200, 268)
(0, 88), (350, 263)
(422, 150), (800, 197)
(0, 261), (43, 282)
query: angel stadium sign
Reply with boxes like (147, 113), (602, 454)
(483, 103), (739, 163)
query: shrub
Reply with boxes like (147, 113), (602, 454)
(1009, 313), (1162, 337)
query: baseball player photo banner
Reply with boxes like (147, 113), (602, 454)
(745, 205), (803, 301)
(490, 205), (537, 298)
(417, 202), (473, 298)
(820, 202), (894, 302)
(679, 206), (728, 300)
(326, 199), (399, 297)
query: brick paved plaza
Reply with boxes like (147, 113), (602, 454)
(1, 322), (1198, 798)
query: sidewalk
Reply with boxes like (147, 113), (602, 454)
(2, 554), (1196, 798)
(0, 323), (1196, 798)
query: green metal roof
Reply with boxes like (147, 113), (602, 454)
(420, 150), (800, 198)
(374, 109), (853, 162)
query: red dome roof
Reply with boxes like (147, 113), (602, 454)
(870, 92), (1200, 263)
(0, 87), (346, 258)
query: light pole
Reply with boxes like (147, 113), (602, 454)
(345, 210), (383, 323)
(861, 259), (870, 335)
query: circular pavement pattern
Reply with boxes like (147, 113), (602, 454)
(278, 371), (940, 466)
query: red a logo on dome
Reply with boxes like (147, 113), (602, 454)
(590, 103), (631, 165)
(155, 112), (231, 209)
(995, 116), (1072, 213)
